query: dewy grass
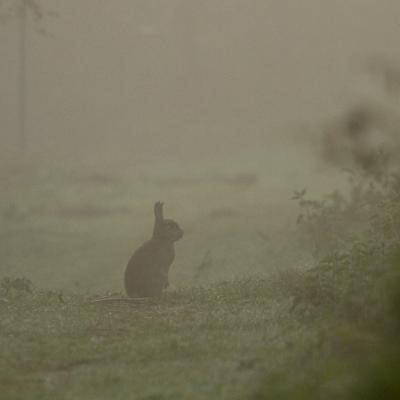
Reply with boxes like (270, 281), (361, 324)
(1, 161), (400, 399)
(0, 280), (290, 400)
(1, 273), (399, 400)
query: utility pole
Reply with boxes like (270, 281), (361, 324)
(18, 0), (27, 151)
(1, 0), (52, 152)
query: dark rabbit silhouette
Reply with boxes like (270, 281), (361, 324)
(124, 202), (183, 298)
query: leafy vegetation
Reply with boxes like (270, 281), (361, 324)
(254, 167), (400, 398)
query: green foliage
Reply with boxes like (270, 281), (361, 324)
(351, 355), (400, 400)
(292, 172), (397, 259)
(254, 171), (400, 399)
(291, 172), (400, 320)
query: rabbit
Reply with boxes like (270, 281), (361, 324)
(124, 202), (183, 298)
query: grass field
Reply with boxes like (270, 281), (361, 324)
(1, 158), (399, 399)
(0, 277), (382, 400)
(0, 279), (293, 400)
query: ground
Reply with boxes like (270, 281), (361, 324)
(0, 279), (369, 400)
(0, 159), (395, 399)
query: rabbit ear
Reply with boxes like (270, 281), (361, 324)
(154, 202), (164, 220)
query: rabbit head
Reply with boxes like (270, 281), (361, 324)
(153, 202), (183, 242)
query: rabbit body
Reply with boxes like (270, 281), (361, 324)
(124, 202), (183, 298)
(125, 239), (175, 297)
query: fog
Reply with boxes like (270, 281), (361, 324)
(1, 2), (400, 399)
(1, 0), (400, 165)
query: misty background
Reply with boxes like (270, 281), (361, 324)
(1, 0), (400, 166)
(2, 0), (400, 292)
(2, 3), (400, 399)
